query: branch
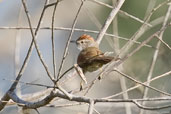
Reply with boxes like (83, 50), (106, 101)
(51, 0), (60, 79)
(96, 0), (125, 44)
(5, 84), (171, 110)
(8, 91), (55, 108)
(155, 35), (171, 50)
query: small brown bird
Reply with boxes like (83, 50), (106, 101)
(75, 34), (114, 73)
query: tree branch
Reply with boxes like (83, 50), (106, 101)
(96, 0), (125, 44)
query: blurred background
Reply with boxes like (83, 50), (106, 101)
(0, 0), (171, 114)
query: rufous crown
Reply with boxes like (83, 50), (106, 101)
(77, 34), (95, 42)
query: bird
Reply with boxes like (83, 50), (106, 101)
(74, 34), (115, 73)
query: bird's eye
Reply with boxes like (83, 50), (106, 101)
(81, 41), (84, 43)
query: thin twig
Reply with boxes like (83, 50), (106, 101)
(94, 108), (101, 114)
(56, 66), (75, 82)
(51, 0), (60, 79)
(45, 1), (59, 9)
(155, 35), (171, 50)
(74, 64), (87, 84)
(3, 78), (56, 89)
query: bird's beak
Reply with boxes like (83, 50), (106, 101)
(70, 40), (76, 43)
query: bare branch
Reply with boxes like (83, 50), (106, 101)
(51, 0), (60, 79)
(8, 91), (55, 109)
(96, 0), (125, 44)
(155, 35), (171, 50)
(4, 84), (171, 111)
(74, 64), (87, 84)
